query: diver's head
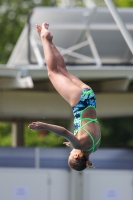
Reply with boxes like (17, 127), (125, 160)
(68, 149), (93, 171)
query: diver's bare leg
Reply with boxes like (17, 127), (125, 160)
(51, 42), (90, 89)
(39, 23), (82, 107)
(36, 23), (89, 89)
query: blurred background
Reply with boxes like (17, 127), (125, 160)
(0, 0), (133, 200)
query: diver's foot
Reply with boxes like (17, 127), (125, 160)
(43, 22), (49, 30)
(41, 22), (53, 42)
(36, 22), (53, 42)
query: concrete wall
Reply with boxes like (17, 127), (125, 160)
(83, 170), (133, 200)
(0, 91), (133, 120)
(0, 168), (70, 200)
(0, 168), (132, 200)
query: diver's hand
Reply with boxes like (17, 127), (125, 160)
(63, 142), (72, 147)
(28, 121), (46, 130)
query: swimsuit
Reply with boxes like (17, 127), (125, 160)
(72, 88), (101, 152)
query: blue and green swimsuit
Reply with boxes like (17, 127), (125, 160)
(72, 88), (101, 152)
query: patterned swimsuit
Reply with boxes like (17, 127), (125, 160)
(72, 88), (101, 152)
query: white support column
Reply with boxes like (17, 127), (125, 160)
(58, 46), (95, 63)
(104, 0), (133, 54)
(86, 32), (102, 66)
(35, 148), (40, 168)
(69, 118), (74, 133)
(70, 171), (83, 200)
(30, 36), (44, 67)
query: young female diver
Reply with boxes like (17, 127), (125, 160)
(28, 22), (101, 171)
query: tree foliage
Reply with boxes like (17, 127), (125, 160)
(24, 122), (66, 147)
(0, 118), (133, 148)
(99, 117), (133, 148)
(0, 0), (59, 64)
(0, 122), (12, 146)
(92, 0), (133, 7)
(113, 0), (133, 7)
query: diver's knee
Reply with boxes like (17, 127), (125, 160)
(47, 68), (59, 79)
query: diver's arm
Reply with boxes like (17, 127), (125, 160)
(28, 121), (80, 149)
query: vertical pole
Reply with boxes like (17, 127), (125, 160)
(12, 122), (24, 147)
(69, 118), (74, 133)
(70, 170), (83, 200)
(35, 148), (40, 168)
(104, 0), (133, 54)
(86, 32), (102, 66)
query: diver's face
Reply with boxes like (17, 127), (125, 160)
(69, 149), (83, 159)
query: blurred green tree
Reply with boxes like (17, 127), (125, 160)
(24, 121), (67, 147)
(99, 117), (133, 148)
(0, 117), (133, 148)
(113, 0), (133, 7)
(0, 0), (59, 64)
(92, 0), (133, 7)
(0, 122), (12, 146)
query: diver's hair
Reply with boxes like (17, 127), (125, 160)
(68, 155), (94, 171)
(86, 160), (95, 168)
